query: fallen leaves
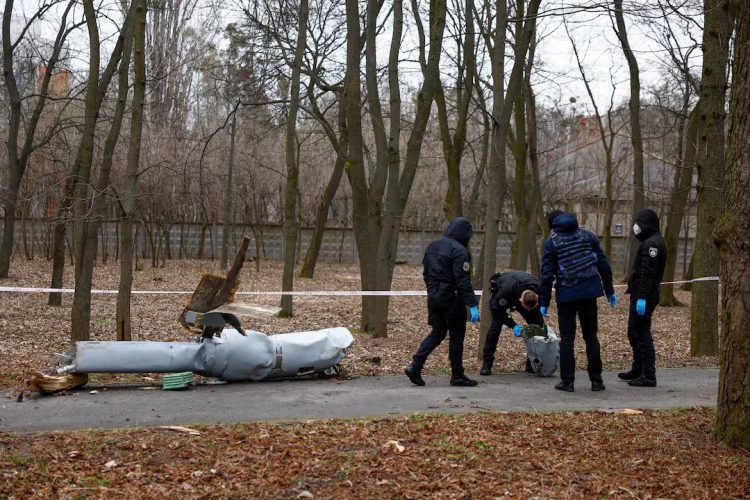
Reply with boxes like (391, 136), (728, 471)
(0, 260), (716, 391)
(1, 408), (748, 498)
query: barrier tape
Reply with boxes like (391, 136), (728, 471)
(0, 276), (720, 297)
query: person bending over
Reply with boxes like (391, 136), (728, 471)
(481, 270), (544, 376)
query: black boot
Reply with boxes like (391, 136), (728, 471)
(555, 380), (574, 392)
(617, 370), (640, 380)
(450, 375), (478, 387)
(628, 376), (657, 387)
(480, 362), (492, 376)
(591, 381), (606, 391)
(404, 364), (425, 386)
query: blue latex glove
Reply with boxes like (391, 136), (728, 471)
(609, 293), (617, 308)
(636, 299), (647, 316)
(513, 325), (523, 337)
(470, 305), (479, 323)
(540, 306), (548, 317)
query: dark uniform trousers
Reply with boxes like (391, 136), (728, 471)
(483, 306), (544, 365)
(627, 297), (657, 380)
(412, 299), (466, 378)
(557, 298), (603, 384)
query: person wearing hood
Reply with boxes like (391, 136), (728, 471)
(405, 217), (479, 387)
(540, 210), (616, 392)
(620, 208), (666, 387)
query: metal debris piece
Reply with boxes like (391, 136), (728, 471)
(162, 372), (193, 390)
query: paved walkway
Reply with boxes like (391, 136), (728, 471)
(1, 368), (717, 433)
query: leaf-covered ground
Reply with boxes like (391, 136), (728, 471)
(0, 259), (716, 390)
(1, 407), (747, 498)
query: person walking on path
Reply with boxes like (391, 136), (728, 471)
(481, 271), (544, 376)
(540, 210), (617, 393)
(619, 208), (666, 387)
(405, 217), (479, 387)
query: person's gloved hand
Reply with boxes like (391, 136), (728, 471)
(608, 293), (617, 309)
(540, 306), (548, 317)
(470, 305), (479, 323)
(636, 299), (647, 316)
(513, 324), (523, 337)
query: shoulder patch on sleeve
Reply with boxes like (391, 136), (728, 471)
(498, 298), (507, 306)
(462, 261), (470, 272)
(649, 247), (658, 258)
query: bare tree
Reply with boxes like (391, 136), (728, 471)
(48, 0), (132, 307)
(1, 0), (77, 278)
(435, 0), (476, 221)
(565, 21), (618, 257)
(116, 0), (147, 341)
(477, 0), (541, 353)
(71, 5), (137, 342)
(612, 0), (646, 267)
(299, 90), (346, 279)
(280, 0), (310, 317)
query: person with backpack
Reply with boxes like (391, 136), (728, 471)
(540, 210), (617, 392)
(404, 217), (480, 387)
(480, 271), (544, 376)
(619, 208), (666, 387)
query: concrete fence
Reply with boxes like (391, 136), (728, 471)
(5, 219), (694, 273)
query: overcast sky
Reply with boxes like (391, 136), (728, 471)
(14, 0), (704, 114)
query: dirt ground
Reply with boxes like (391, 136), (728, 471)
(1, 408), (748, 498)
(0, 258), (716, 390)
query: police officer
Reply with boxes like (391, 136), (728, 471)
(540, 210), (616, 392)
(480, 271), (544, 376)
(619, 208), (666, 387)
(405, 217), (479, 387)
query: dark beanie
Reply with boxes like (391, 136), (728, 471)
(546, 209), (564, 229)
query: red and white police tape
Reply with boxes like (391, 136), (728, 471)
(0, 276), (720, 296)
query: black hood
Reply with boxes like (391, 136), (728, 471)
(550, 212), (579, 234)
(546, 209), (565, 229)
(634, 208), (660, 241)
(444, 217), (473, 247)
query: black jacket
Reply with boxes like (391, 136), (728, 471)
(627, 209), (667, 301)
(423, 217), (478, 308)
(489, 271), (540, 328)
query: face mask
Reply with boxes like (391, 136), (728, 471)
(633, 223), (642, 235)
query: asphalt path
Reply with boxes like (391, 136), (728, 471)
(0, 368), (718, 433)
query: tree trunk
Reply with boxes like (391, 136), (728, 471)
(115, 0), (146, 342)
(509, 0), (532, 272)
(661, 108), (698, 306)
(613, 0), (645, 269)
(280, 0), (309, 317)
(299, 91), (349, 278)
(466, 77), (489, 226)
(220, 113), (237, 270)
(714, 0), (750, 448)
(344, 0), (375, 331)
(299, 177), (340, 274)
(691, 0), (735, 356)
(71, 7), (136, 342)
